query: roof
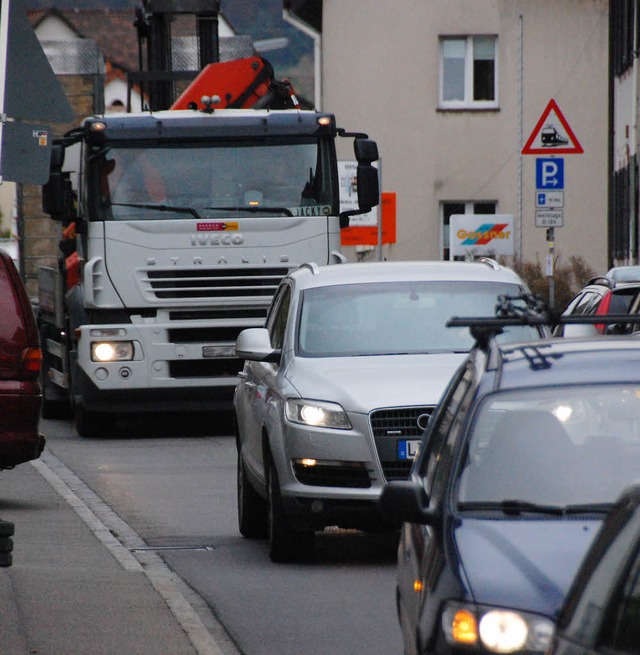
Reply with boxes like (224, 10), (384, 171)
(290, 260), (527, 288)
(27, 7), (244, 74)
(28, 8), (142, 73)
(495, 336), (640, 389)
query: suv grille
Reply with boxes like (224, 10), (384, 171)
(141, 267), (289, 301)
(370, 406), (434, 481)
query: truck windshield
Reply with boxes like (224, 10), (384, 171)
(88, 139), (338, 221)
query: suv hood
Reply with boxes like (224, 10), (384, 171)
(285, 353), (467, 411)
(454, 517), (602, 619)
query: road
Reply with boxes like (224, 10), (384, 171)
(38, 415), (403, 655)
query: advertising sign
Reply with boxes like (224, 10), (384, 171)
(449, 214), (515, 258)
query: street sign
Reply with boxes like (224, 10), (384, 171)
(522, 99), (583, 155)
(535, 209), (563, 227)
(536, 190), (564, 208)
(536, 157), (564, 189)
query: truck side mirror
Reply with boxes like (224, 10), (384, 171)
(354, 138), (379, 165)
(42, 171), (70, 220)
(357, 164), (380, 212)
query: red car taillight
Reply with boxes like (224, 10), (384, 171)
(21, 347), (42, 375)
(0, 346), (41, 379)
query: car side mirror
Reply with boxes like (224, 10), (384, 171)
(379, 480), (437, 525)
(235, 328), (281, 363)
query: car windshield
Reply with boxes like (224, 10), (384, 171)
(297, 281), (539, 357)
(88, 139), (337, 220)
(457, 384), (640, 508)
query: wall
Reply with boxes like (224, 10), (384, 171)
(321, 0), (609, 273)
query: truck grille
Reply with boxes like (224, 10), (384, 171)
(142, 267), (289, 301)
(370, 406), (434, 481)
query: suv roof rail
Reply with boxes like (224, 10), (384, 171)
(476, 257), (501, 271)
(297, 262), (320, 276)
(586, 275), (614, 287)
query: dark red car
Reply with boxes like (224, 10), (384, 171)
(0, 248), (44, 468)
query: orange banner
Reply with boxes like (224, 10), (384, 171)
(340, 192), (397, 246)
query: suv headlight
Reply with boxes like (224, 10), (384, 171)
(442, 602), (554, 654)
(285, 398), (352, 429)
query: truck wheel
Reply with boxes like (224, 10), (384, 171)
(75, 405), (114, 438)
(237, 451), (267, 538)
(0, 552), (12, 567)
(267, 457), (314, 563)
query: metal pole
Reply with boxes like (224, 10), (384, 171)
(517, 14), (523, 265)
(0, 0), (11, 185)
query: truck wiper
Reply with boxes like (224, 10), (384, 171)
(111, 202), (201, 218)
(205, 205), (294, 217)
(457, 500), (565, 516)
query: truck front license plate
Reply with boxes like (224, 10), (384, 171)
(398, 439), (421, 460)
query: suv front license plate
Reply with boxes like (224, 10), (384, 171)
(398, 439), (421, 460)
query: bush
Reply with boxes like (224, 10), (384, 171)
(512, 254), (595, 313)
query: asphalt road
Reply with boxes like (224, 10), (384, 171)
(39, 414), (404, 655)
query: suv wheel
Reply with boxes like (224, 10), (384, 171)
(267, 457), (314, 563)
(237, 450), (267, 538)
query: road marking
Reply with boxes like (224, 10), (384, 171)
(31, 451), (230, 655)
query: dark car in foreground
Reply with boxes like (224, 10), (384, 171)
(380, 298), (640, 655)
(0, 249), (44, 468)
(547, 484), (640, 655)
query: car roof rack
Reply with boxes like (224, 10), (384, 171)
(448, 292), (640, 351)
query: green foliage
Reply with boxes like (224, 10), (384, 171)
(512, 255), (595, 313)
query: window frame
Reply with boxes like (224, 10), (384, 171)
(439, 35), (499, 110)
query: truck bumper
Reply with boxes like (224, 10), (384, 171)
(75, 367), (235, 413)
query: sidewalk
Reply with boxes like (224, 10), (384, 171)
(0, 452), (226, 655)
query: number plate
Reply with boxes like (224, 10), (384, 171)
(398, 439), (421, 460)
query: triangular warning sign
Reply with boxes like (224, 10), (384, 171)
(522, 99), (583, 155)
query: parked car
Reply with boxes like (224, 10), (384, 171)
(547, 483), (640, 655)
(233, 259), (541, 562)
(0, 248), (44, 468)
(380, 299), (640, 655)
(555, 275), (640, 336)
(606, 264), (640, 283)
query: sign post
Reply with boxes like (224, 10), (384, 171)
(522, 99), (583, 309)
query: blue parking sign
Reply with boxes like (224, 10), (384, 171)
(536, 158), (564, 190)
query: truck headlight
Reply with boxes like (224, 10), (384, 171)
(91, 341), (134, 362)
(285, 398), (351, 429)
(442, 602), (554, 654)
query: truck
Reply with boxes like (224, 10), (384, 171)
(37, 57), (380, 437)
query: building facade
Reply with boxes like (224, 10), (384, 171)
(312, 0), (610, 272)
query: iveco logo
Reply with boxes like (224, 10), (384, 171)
(190, 233), (245, 246)
(416, 413), (431, 431)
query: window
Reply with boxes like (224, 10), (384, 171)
(440, 36), (497, 109)
(441, 201), (497, 260)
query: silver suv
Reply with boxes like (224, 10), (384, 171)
(233, 260), (539, 561)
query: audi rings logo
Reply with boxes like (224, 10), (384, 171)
(416, 413), (431, 431)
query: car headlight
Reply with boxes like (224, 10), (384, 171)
(285, 398), (351, 429)
(442, 602), (554, 653)
(91, 341), (134, 362)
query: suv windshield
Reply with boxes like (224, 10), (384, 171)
(88, 139), (337, 221)
(297, 281), (539, 357)
(457, 384), (640, 507)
